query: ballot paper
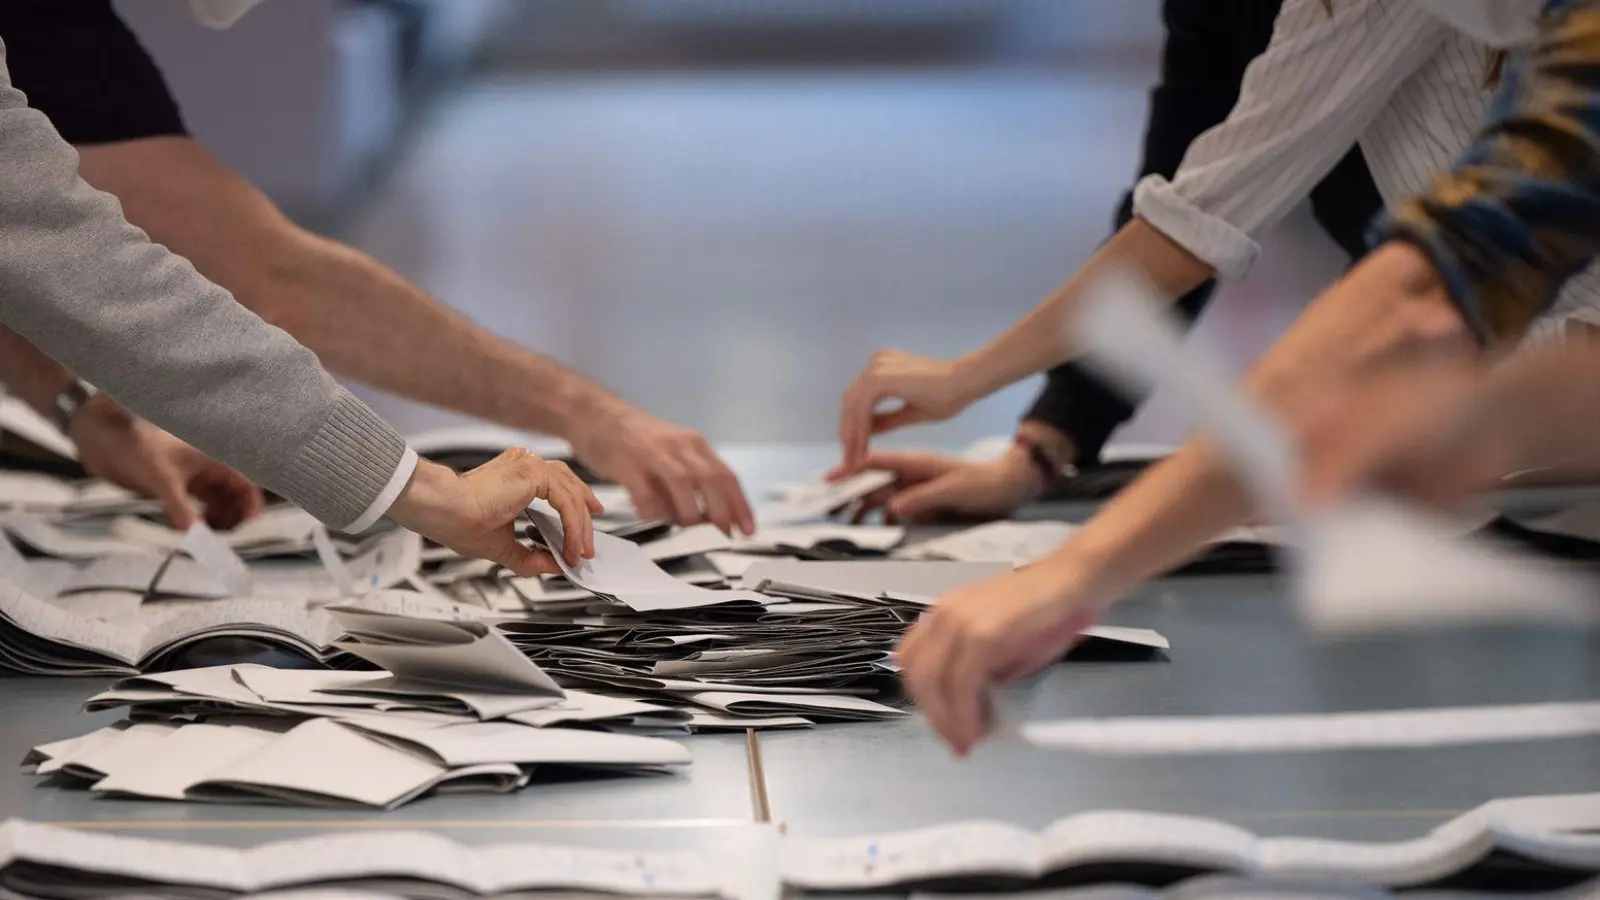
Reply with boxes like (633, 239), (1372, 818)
(644, 523), (908, 563)
(526, 504), (768, 612)
(740, 559), (1012, 600)
(753, 470), (895, 525)
(897, 521), (1078, 566)
(2, 514), (159, 561)
(406, 424), (572, 468)
(780, 793), (1600, 891)
(1018, 700), (1600, 755)
(325, 615), (562, 717)
(0, 395), (76, 460)
(0, 819), (740, 899)
(1075, 270), (1598, 634)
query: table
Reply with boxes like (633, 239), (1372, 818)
(0, 479), (1595, 857)
(759, 574), (1600, 843)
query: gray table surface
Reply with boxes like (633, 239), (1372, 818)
(761, 574), (1600, 842)
(1, 472), (1597, 856)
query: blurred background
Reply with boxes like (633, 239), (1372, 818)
(116, 0), (1349, 455)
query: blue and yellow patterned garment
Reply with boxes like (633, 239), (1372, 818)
(1377, 0), (1600, 345)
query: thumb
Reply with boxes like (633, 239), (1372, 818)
(151, 465), (200, 530)
(886, 476), (959, 520)
(481, 525), (562, 578)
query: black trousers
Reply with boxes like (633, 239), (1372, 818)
(1023, 0), (1384, 465)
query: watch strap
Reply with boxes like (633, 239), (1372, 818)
(51, 381), (97, 433)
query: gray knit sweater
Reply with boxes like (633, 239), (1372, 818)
(0, 39), (408, 529)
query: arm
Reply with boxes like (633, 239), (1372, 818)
(1379, 0), (1600, 342)
(0, 41), (402, 530)
(0, 325), (262, 528)
(0, 41), (597, 572)
(73, 138), (754, 535)
(900, 242), (1476, 756)
(839, 0), (1444, 467)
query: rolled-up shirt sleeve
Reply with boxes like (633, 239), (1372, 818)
(0, 37), (411, 530)
(1377, 0), (1600, 344)
(1134, 0), (1443, 280)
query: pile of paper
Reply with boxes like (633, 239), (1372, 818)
(1, 441), (1170, 732)
(897, 520), (1285, 574)
(27, 611), (694, 809)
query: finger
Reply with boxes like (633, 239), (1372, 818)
(869, 407), (930, 437)
(902, 614), (959, 751)
(548, 463), (595, 558)
(941, 629), (995, 756)
(546, 478), (593, 565)
(485, 527), (563, 578)
(616, 471), (667, 522)
(838, 376), (887, 473)
(682, 449), (738, 536)
(886, 476), (961, 521)
(150, 465), (200, 530)
(648, 456), (704, 527)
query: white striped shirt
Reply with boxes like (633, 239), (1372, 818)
(1132, 0), (1600, 343)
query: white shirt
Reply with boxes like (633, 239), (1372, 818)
(1131, 0), (1600, 342)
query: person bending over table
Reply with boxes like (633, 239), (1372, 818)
(875, 0), (1600, 754)
(0, 36), (598, 578)
(0, 0), (755, 537)
(834, 0), (1384, 523)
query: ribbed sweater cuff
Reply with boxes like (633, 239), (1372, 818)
(274, 388), (410, 530)
(1133, 175), (1262, 282)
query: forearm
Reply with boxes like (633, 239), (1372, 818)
(1377, 0), (1600, 343)
(1043, 242), (1477, 606)
(1484, 344), (1600, 471)
(0, 325), (74, 416)
(264, 230), (619, 434)
(955, 218), (1215, 400)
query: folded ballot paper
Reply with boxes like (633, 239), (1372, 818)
(1074, 271), (1599, 635)
(781, 793), (1600, 893)
(32, 652), (693, 809)
(524, 504), (769, 612)
(0, 818), (765, 900)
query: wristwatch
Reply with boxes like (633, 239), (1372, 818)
(50, 380), (98, 433)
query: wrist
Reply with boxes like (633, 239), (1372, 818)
(63, 392), (125, 443)
(386, 459), (462, 530)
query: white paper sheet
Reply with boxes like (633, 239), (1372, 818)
(1020, 700), (1600, 755)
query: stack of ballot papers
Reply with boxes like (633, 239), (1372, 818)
(781, 793), (1600, 893)
(486, 517), (1168, 727)
(0, 818), (767, 900)
(0, 464), (1170, 734)
(30, 627), (695, 809)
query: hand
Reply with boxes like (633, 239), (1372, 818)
(386, 449), (601, 577)
(68, 395), (263, 529)
(831, 448), (1044, 523)
(568, 402), (754, 536)
(838, 350), (975, 472)
(898, 559), (1109, 756)
(1294, 361), (1510, 512)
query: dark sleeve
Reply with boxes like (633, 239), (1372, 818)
(1375, 0), (1600, 344)
(0, 0), (187, 145)
(1020, 0), (1271, 465)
